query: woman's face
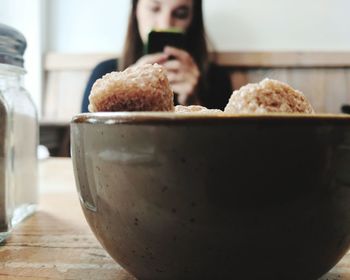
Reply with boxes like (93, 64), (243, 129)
(136, 0), (194, 43)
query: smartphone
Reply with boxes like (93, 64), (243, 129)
(146, 29), (186, 54)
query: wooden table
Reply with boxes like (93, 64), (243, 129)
(0, 158), (135, 280)
(0, 158), (350, 279)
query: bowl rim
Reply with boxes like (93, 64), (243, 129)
(71, 112), (350, 125)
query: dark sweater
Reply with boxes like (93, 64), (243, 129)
(82, 59), (118, 113)
(81, 59), (232, 112)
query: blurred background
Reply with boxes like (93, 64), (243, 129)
(1, 0), (350, 155)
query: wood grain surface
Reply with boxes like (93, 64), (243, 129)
(0, 158), (135, 280)
(0, 158), (350, 279)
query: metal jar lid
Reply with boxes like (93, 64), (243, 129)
(0, 23), (26, 68)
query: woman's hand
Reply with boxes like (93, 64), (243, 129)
(134, 53), (169, 66)
(162, 46), (200, 105)
(134, 47), (201, 105)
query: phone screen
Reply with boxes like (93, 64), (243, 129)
(146, 30), (186, 54)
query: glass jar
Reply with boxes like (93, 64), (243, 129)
(0, 23), (38, 242)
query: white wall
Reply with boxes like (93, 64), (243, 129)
(0, 0), (45, 114)
(204, 0), (350, 51)
(47, 0), (130, 53)
(47, 0), (350, 53)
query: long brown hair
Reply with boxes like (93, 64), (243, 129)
(119, 0), (210, 77)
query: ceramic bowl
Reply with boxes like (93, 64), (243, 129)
(71, 112), (350, 280)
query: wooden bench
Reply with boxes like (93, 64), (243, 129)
(41, 52), (350, 156)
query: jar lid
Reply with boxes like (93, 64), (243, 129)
(0, 23), (27, 68)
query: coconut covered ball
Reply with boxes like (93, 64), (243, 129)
(88, 63), (174, 112)
(175, 105), (223, 114)
(224, 78), (314, 114)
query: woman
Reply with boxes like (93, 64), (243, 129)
(82, 0), (232, 112)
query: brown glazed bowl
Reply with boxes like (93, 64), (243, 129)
(71, 112), (350, 280)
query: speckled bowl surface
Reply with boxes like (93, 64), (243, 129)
(71, 112), (350, 280)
